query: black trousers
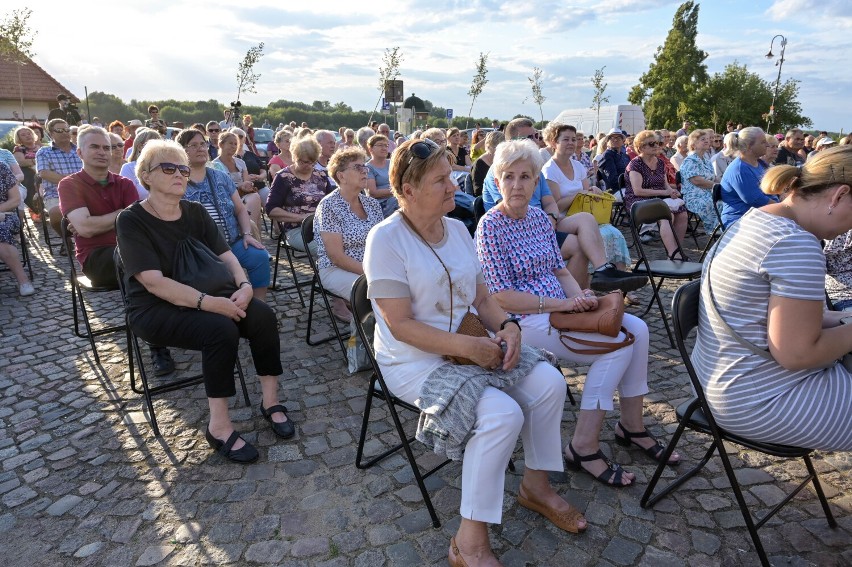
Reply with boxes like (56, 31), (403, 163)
(129, 298), (282, 398)
(82, 245), (119, 288)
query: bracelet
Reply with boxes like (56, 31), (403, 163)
(500, 317), (522, 332)
(538, 295), (544, 314)
(238, 281), (251, 289)
(196, 292), (206, 310)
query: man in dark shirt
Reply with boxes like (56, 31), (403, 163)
(775, 128), (805, 166)
(206, 121), (221, 161)
(47, 94), (81, 126)
(145, 105), (167, 136)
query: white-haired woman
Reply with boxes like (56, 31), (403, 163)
(365, 138), (586, 566)
(711, 132), (738, 182)
(478, 139), (675, 490)
(670, 135), (689, 171)
(680, 129), (718, 232)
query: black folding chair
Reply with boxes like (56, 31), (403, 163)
(641, 281), (837, 567)
(697, 184), (725, 262)
(300, 214), (349, 358)
(113, 248), (250, 437)
(62, 218), (125, 364)
(473, 195), (485, 227)
(351, 274), (452, 528)
(629, 199), (703, 347)
(610, 173), (628, 229)
(270, 221), (312, 307)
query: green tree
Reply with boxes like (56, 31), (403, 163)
(0, 8), (37, 123)
(628, 1), (708, 129)
(526, 67), (546, 123)
(692, 61), (811, 133)
(235, 42), (264, 105)
(590, 66), (610, 135)
(466, 52), (489, 129)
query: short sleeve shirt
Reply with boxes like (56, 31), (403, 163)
(36, 143), (82, 199)
(313, 189), (384, 270)
(265, 166), (333, 230)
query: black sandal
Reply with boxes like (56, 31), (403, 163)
(205, 428), (259, 464)
(261, 404), (296, 439)
(614, 421), (680, 466)
(564, 443), (630, 487)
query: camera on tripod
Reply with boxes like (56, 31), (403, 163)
(229, 100), (242, 122)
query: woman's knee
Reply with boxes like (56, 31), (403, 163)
(476, 389), (525, 437)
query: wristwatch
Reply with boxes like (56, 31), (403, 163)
(547, 212), (558, 222)
(500, 317), (522, 332)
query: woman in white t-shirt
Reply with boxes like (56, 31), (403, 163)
(363, 138), (586, 566)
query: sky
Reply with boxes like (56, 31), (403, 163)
(12, 0), (852, 132)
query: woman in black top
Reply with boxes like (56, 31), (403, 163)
(447, 127), (471, 173)
(116, 140), (295, 464)
(471, 131), (504, 197)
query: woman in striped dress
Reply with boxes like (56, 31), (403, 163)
(692, 145), (852, 450)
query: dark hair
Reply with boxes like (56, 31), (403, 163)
(174, 128), (205, 148)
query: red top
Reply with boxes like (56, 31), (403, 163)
(58, 170), (139, 266)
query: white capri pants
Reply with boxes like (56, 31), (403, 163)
(318, 265), (359, 299)
(521, 313), (649, 410)
(383, 360), (566, 524)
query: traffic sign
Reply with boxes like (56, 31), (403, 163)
(446, 109), (453, 119)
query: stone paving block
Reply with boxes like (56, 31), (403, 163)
(46, 494), (82, 516)
(602, 536), (644, 565)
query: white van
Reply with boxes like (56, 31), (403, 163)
(552, 104), (646, 137)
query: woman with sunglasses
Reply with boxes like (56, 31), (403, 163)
(176, 128), (270, 301)
(364, 138), (585, 566)
(266, 136), (333, 253)
(116, 140), (295, 463)
(679, 129), (719, 233)
(625, 130), (688, 258)
(107, 133), (126, 175)
(314, 147), (383, 322)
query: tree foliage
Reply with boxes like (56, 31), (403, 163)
(628, 1), (708, 129)
(0, 8), (36, 122)
(369, 46), (403, 124)
(691, 61), (811, 133)
(590, 66), (610, 134)
(466, 52), (489, 128)
(526, 67), (546, 123)
(235, 42), (264, 102)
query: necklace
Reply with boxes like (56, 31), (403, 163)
(144, 198), (164, 220)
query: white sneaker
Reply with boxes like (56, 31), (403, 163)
(19, 282), (35, 296)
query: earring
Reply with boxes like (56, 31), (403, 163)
(828, 205), (834, 215)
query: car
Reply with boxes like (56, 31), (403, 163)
(165, 126), (182, 141)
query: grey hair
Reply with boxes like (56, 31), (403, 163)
(733, 127), (766, 153)
(128, 128), (163, 162)
(721, 132), (738, 157)
(356, 127), (375, 149)
(492, 139), (544, 179)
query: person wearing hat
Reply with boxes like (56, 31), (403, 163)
(807, 137), (837, 162)
(47, 94), (81, 126)
(598, 128), (630, 191)
(123, 119), (145, 156)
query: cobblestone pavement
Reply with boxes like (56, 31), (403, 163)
(0, 218), (850, 567)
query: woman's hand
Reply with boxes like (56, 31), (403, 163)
(241, 181), (256, 193)
(229, 285), (253, 311)
(495, 325), (522, 371)
(242, 234), (263, 249)
(203, 295), (246, 321)
(566, 290), (598, 313)
(669, 187), (681, 199)
(466, 336), (506, 370)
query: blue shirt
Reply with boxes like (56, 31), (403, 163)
(36, 143), (82, 199)
(720, 157), (776, 228)
(482, 167), (551, 211)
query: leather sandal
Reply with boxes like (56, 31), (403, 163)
(564, 442), (630, 487)
(614, 421), (680, 466)
(517, 486), (586, 534)
(205, 428), (258, 464)
(260, 404), (295, 439)
(448, 537), (468, 567)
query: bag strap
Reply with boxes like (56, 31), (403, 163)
(398, 211), (457, 333)
(705, 230), (773, 360)
(559, 327), (635, 355)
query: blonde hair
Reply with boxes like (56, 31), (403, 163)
(129, 128), (162, 162)
(290, 136), (321, 163)
(687, 128), (713, 152)
(761, 145), (852, 196)
(328, 147), (367, 183)
(135, 140), (187, 191)
(633, 130), (658, 152)
(389, 139), (452, 204)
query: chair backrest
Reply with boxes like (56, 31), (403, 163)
(300, 213), (318, 268)
(675, 170), (682, 188)
(350, 274), (379, 364)
(671, 280), (708, 401)
(617, 173), (625, 189)
(473, 196), (485, 225)
(711, 183), (722, 205)
(630, 198), (690, 261)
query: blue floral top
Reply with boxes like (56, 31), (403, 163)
(679, 153), (715, 195)
(183, 167), (241, 244)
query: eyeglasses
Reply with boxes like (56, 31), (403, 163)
(185, 142), (208, 150)
(406, 138), (440, 166)
(345, 164), (369, 173)
(149, 162), (191, 177)
(52, 128), (69, 134)
(207, 128), (220, 133)
(645, 141), (659, 148)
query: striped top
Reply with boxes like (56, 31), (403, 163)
(692, 208), (833, 444)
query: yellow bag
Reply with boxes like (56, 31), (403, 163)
(567, 191), (615, 225)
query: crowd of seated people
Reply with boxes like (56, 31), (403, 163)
(6, 106), (850, 566)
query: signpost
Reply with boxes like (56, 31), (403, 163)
(446, 109), (453, 120)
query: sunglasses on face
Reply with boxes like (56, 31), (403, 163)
(645, 141), (659, 148)
(52, 128), (69, 134)
(207, 128), (220, 133)
(406, 138), (440, 166)
(149, 162), (191, 177)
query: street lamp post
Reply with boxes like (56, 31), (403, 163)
(765, 34), (787, 133)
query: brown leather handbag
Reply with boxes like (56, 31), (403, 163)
(549, 291), (635, 355)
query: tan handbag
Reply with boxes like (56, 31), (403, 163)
(549, 291), (635, 355)
(399, 212), (489, 365)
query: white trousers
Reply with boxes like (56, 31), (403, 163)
(521, 313), (649, 410)
(318, 265), (359, 299)
(388, 360), (566, 524)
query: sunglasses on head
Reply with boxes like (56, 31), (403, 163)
(406, 138), (440, 165)
(150, 162), (190, 177)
